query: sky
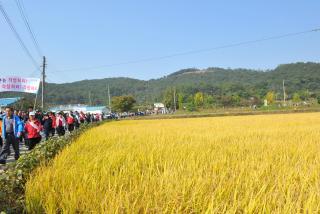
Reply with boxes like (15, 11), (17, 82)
(0, 0), (319, 83)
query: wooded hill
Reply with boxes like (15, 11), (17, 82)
(2, 62), (320, 107)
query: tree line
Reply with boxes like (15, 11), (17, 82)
(2, 62), (320, 111)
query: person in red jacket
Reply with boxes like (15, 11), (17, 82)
(66, 112), (75, 132)
(24, 111), (42, 150)
(56, 112), (66, 136)
(49, 112), (56, 137)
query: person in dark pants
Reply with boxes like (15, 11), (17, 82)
(66, 113), (75, 132)
(74, 111), (80, 129)
(24, 112), (42, 150)
(42, 114), (52, 140)
(49, 112), (56, 137)
(0, 107), (23, 164)
(86, 113), (91, 123)
(79, 111), (85, 124)
(17, 111), (25, 145)
(56, 112), (66, 136)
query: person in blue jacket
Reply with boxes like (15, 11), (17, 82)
(0, 106), (23, 164)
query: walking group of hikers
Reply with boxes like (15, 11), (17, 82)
(0, 106), (102, 165)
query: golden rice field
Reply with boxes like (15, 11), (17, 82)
(26, 113), (320, 213)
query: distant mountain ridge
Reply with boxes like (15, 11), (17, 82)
(2, 62), (320, 106)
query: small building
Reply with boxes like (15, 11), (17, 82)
(154, 103), (167, 114)
(49, 104), (85, 113)
(49, 105), (110, 114)
(85, 106), (109, 114)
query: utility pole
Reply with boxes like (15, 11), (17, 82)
(88, 91), (92, 106)
(146, 81), (151, 109)
(145, 82), (148, 105)
(107, 84), (111, 112)
(282, 80), (286, 105)
(41, 56), (46, 110)
(173, 87), (177, 112)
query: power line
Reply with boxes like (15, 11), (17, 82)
(51, 27), (320, 74)
(15, 0), (43, 57)
(28, 69), (40, 77)
(0, 1), (40, 70)
(46, 62), (77, 80)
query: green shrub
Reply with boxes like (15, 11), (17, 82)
(186, 103), (197, 112)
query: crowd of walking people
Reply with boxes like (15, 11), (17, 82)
(0, 106), (103, 165)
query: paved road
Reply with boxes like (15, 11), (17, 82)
(0, 132), (64, 171)
(6, 142), (30, 163)
(0, 142), (29, 172)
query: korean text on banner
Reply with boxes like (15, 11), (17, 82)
(0, 76), (40, 94)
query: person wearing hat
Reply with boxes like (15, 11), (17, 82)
(24, 111), (42, 150)
(0, 106), (23, 164)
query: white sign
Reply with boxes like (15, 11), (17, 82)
(0, 76), (40, 94)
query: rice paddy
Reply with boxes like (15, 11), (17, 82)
(26, 113), (320, 213)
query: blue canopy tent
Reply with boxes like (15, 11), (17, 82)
(0, 97), (21, 107)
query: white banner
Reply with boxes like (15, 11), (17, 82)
(0, 76), (40, 94)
